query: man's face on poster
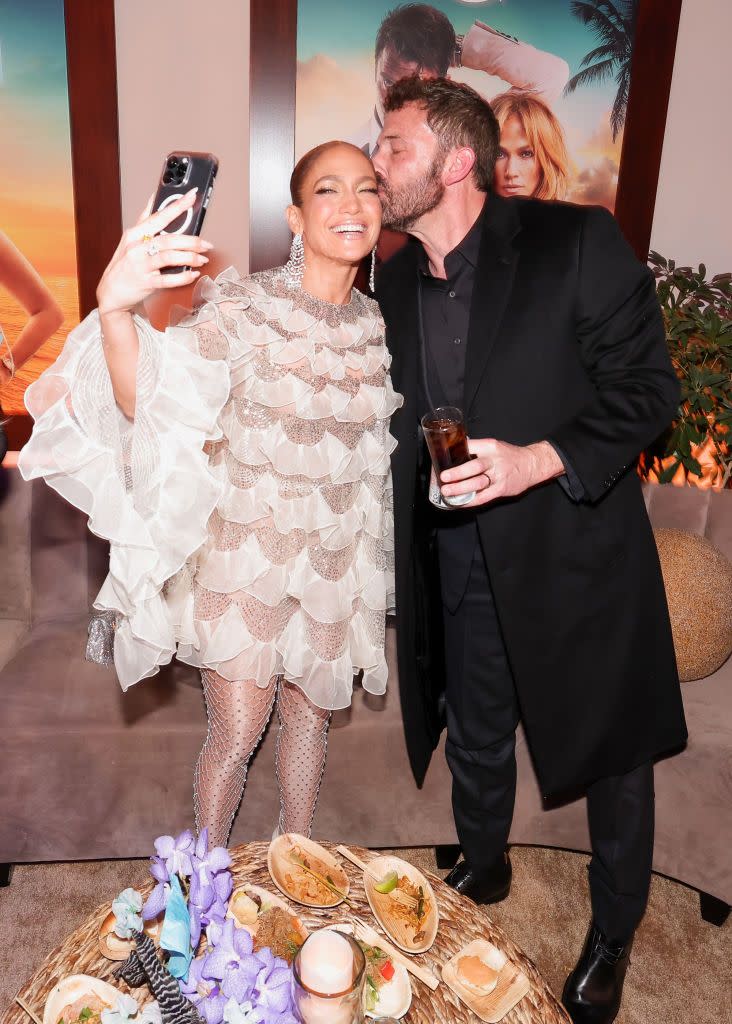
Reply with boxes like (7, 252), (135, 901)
(375, 45), (439, 119)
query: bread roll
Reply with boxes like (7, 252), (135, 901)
(456, 954), (499, 995)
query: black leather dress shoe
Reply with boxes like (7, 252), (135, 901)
(562, 922), (633, 1024)
(444, 853), (512, 904)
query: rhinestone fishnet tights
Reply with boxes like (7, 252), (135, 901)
(276, 679), (331, 836)
(194, 670), (331, 848)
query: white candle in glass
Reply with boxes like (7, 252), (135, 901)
(297, 995), (355, 1024)
(299, 930), (354, 993)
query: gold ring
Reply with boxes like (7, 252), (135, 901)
(142, 233), (153, 243)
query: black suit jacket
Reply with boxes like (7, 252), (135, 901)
(377, 193), (687, 798)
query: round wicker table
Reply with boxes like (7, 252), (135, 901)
(2, 842), (569, 1024)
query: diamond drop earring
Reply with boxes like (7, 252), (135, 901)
(369, 246), (377, 293)
(283, 232), (305, 288)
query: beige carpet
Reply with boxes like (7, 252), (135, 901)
(1, 846), (729, 1023)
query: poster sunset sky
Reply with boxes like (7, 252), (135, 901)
(0, 0), (78, 416)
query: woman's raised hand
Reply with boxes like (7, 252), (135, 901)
(96, 189), (213, 317)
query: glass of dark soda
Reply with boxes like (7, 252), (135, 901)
(420, 406), (476, 508)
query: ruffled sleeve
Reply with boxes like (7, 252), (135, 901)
(18, 280), (239, 688)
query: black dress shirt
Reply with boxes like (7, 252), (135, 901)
(416, 208), (483, 420)
(414, 209), (486, 611)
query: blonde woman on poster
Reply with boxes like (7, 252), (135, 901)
(352, 5), (569, 155)
(491, 91), (571, 200)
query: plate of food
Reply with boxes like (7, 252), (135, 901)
(361, 854), (438, 954)
(98, 913), (162, 962)
(43, 976), (122, 1024)
(441, 939), (531, 1023)
(360, 936), (413, 1018)
(321, 923), (412, 1019)
(227, 883), (309, 963)
(268, 834), (351, 908)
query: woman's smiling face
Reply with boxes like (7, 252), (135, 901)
(289, 144), (382, 267)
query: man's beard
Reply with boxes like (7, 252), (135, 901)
(378, 157), (445, 232)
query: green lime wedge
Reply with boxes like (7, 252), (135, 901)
(374, 869), (398, 894)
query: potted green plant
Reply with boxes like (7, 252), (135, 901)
(641, 255), (732, 489)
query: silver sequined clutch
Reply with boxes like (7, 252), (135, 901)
(85, 610), (119, 666)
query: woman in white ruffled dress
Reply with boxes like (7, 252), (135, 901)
(19, 141), (402, 846)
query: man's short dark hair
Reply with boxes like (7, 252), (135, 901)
(375, 4), (456, 77)
(385, 77), (500, 192)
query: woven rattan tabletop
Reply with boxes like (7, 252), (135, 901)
(2, 841), (569, 1024)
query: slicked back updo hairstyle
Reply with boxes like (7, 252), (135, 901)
(289, 141), (367, 206)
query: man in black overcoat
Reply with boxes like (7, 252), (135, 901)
(373, 77), (687, 1024)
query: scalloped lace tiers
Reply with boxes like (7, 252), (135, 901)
(18, 267), (402, 709)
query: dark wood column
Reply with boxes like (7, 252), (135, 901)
(614, 0), (683, 259)
(249, 0), (298, 272)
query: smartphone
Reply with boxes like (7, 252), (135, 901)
(151, 151), (218, 273)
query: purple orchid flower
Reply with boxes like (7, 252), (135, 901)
(179, 956), (206, 1002)
(190, 831), (232, 913)
(197, 989), (228, 1024)
(142, 856), (170, 921)
(192, 829), (232, 875)
(250, 949), (294, 1020)
(189, 902), (225, 950)
(189, 868), (214, 918)
(205, 919), (225, 949)
(189, 872), (213, 922)
(223, 998), (297, 1024)
(180, 959), (228, 1024)
(213, 870), (234, 904)
(204, 875), (233, 927)
(150, 855), (170, 884)
(144, 831), (201, 921)
(155, 830), (195, 880)
(203, 919), (260, 1005)
(207, 899), (229, 929)
(189, 904), (204, 950)
(189, 847), (232, 913)
(189, 872), (230, 946)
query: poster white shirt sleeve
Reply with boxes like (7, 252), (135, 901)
(461, 21), (570, 105)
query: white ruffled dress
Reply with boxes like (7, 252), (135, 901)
(19, 268), (403, 710)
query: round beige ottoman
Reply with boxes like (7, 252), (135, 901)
(654, 527), (732, 682)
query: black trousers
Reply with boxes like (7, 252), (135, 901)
(441, 532), (655, 945)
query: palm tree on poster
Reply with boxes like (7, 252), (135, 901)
(564, 0), (640, 140)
